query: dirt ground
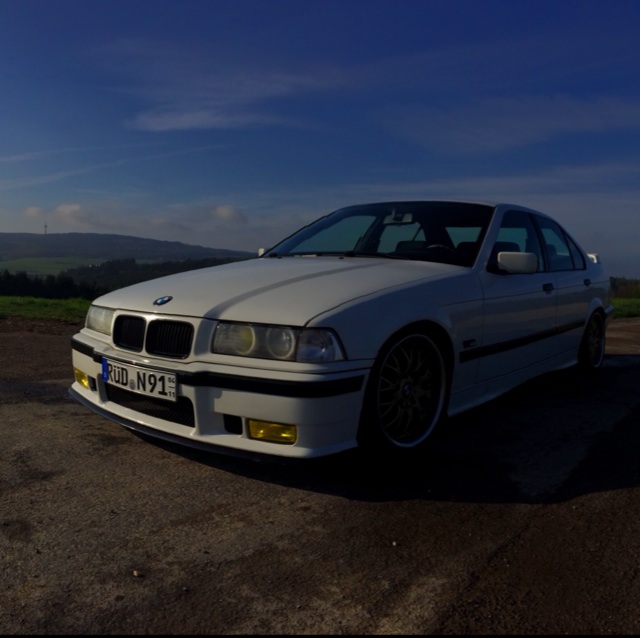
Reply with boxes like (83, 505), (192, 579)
(601, 315), (640, 355)
(2, 315), (640, 634)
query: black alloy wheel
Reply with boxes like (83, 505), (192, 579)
(362, 332), (448, 452)
(578, 311), (606, 371)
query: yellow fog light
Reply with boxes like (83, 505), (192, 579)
(247, 419), (297, 445)
(74, 368), (91, 390)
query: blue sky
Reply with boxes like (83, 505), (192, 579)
(1, 0), (639, 277)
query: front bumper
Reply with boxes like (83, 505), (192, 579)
(70, 335), (369, 459)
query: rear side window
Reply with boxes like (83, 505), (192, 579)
(567, 236), (586, 270)
(536, 216), (585, 272)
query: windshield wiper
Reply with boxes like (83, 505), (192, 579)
(342, 251), (402, 259)
(265, 251), (403, 259)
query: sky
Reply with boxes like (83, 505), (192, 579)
(1, 0), (639, 277)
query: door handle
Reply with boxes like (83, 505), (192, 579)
(584, 278), (592, 287)
(543, 282), (554, 293)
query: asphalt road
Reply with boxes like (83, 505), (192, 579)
(1, 317), (640, 634)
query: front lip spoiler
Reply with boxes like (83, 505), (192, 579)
(68, 386), (313, 464)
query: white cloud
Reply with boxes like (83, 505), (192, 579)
(211, 205), (247, 224)
(381, 96), (640, 154)
(131, 108), (277, 132)
(53, 203), (90, 225)
(103, 38), (338, 132)
(24, 206), (43, 219)
(96, 27), (640, 137)
(0, 145), (219, 193)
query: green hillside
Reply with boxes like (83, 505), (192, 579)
(0, 232), (252, 275)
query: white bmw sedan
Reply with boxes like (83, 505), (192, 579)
(70, 201), (613, 459)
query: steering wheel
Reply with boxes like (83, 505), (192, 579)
(426, 244), (456, 254)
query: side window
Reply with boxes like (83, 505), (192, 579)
(567, 235), (586, 270)
(535, 216), (580, 272)
(489, 210), (543, 272)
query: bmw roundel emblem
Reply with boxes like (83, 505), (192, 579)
(153, 295), (173, 306)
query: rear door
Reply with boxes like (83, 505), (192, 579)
(535, 214), (593, 355)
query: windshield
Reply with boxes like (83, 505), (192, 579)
(265, 201), (494, 267)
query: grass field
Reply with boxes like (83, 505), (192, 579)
(0, 296), (90, 322)
(0, 257), (106, 276)
(611, 297), (640, 318)
(0, 256), (176, 277)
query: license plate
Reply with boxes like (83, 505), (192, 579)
(102, 358), (177, 402)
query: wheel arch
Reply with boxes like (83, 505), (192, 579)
(377, 319), (455, 378)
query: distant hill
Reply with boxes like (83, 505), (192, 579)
(0, 232), (253, 262)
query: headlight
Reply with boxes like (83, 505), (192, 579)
(265, 326), (296, 359)
(85, 305), (115, 335)
(212, 322), (345, 362)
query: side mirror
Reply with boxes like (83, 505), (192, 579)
(497, 251), (538, 274)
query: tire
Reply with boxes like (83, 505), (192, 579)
(578, 311), (606, 372)
(358, 331), (449, 455)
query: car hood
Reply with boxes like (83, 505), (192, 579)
(94, 256), (459, 326)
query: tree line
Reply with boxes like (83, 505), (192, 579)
(610, 276), (640, 298)
(0, 256), (248, 300)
